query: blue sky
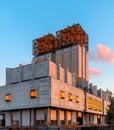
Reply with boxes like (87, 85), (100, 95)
(0, 0), (114, 92)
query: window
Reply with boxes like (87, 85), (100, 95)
(30, 89), (38, 98)
(98, 101), (102, 112)
(88, 97), (92, 109)
(93, 99), (97, 111)
(75, 96), (79, 103)
(60, 91), (65, 99)
(5, 94), (11, 102)
(68, 93), (73, 101)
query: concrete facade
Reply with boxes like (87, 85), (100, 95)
(0, 24), (111, 128)
(0, 59), (110, 127)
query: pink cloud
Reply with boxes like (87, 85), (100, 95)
(89, 43), (114, 63)
(89, 68), (102, 78)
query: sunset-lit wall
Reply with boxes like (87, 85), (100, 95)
(51, 77), (85, 111)
(0, 23), (111, 127)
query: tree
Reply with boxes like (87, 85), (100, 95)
(107, 96), (114, 128)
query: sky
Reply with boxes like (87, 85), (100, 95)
(0, 0), (114, 92)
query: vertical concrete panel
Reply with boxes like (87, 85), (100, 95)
(83, 113), (86, 125)
(85, 52), (89, 81)
(90, 114), (94, 123)
(59, 66), (65, 82)
(46, 108), (50, 124)
(78, 45), (82, 78)
(22, 64), (32, 81)
(57, 109), (60, 126)
(49, 61), (57, 78)
(67, 71), (72, 85)
(6, 68), (11, 85)
(82, 47), (86, 79)
(11, 67), (21, 83)
(64, 110), (68, 125)
(31, 109), (34, 126)
(36, 109), (44, 120)
(71, 45), (78, 74)
(94, 114), (97, 124)
(72, 111), (76, 124)
(12, 111), (20, 126)
(62, 47), (71, 70)
(22, 110), (30, 126)
(67, 111), (72, 125)
(85, 113), (89, 125)
(34, 60), (49, 78)
(50, 109), (57, 120)
(56, 50), (63, 65)
(5, 112), (11, 126)
(60, 110), (64, 120)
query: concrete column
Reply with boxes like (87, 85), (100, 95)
(34, 109), (36, 127)
(46, 108), (50, 125)
(11, 111), (13, 126)
(103, 115), (106, 124)
(20, 110), (22, 126)
(72, 73), (76, 86)
(101, 115), (103, 124)
(94, 114), (97, 125)
(65, 110), (68, 125)
(5, 112), (11, 126)
(30, 109), (34, 126)
(83, 113), (86, 126)
(72, 111), (76, 125)
(57, 108), (60, 126)
(86, 113), (89, 125)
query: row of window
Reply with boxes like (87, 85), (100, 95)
(60, 91), (79, 103)
(87, 97), (102, 112)
(5, 89), (38, 102)
(5, 90), (79, 102)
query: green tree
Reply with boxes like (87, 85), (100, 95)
(107, 97), (114, 128)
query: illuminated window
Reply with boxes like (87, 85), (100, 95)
(75, 96), (79, 103)
(5, 94), (12, 102)
(98, 101), (102, 112)
(68, 93), (73, 101)
(88, 97), (93, 109)
(30, 90), (38, 98)
(60, 91), (65, 99)
(94, 99), (98, 111)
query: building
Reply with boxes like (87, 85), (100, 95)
(0, 24), (111, 128)
(33, 24), (88, 83)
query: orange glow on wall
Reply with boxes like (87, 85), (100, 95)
(68, 94), (73, 101)
(5, 94), (12, 102)
(30, 90), (38, 98)
(77, 112), (82, 118)
(75, 96), (79, 103)
(60, 91), (65, 99)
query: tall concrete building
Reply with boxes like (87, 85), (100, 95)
(33, 24), (88, 83)
(0, 24), (111, 129)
